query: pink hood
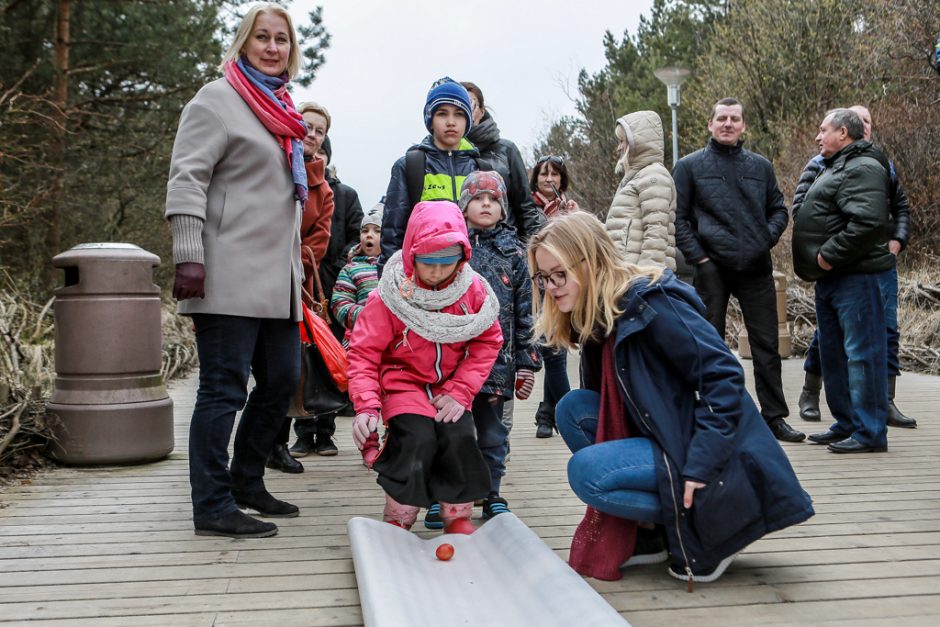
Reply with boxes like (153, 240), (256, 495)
(346, 200), (503, 421)
(401, 201), (473, 277)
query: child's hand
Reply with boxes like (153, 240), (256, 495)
(515, 369), (535, 400)
(430, 394), (465, 423)
(352, 412), (379, 449)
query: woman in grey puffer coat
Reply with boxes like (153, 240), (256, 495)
(604, 111), (677, 271)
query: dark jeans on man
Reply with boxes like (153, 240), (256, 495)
(189, 314), (300, 522)
(693, 261), (788, 422)
(804, 264), (901, 378)
(815, 272), (889, 448)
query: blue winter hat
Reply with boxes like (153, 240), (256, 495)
(423, 77), (473, 134)
(414, 244), (464, 265)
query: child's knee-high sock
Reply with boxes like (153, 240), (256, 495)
(383, 494), (419, 529)
(440, 501), (475, 534)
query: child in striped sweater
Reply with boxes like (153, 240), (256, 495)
(332, 204), (382, 349)
(332, 204), (382, 467)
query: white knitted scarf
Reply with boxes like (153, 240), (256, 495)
(379, 250), (499, 344)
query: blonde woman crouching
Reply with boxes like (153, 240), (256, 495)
(528, 211), (813, 585)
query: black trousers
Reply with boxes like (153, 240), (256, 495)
(278, 413), (336, 445)
(693, 261), (788, 422)
(373, 413), (490, 509)
(189, 314), (299, 522)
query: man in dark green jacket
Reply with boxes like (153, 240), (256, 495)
(792, 108), (893, 454)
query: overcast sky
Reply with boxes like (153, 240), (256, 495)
(288, 0), (655, 208)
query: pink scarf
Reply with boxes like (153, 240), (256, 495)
(224, 59), (308, 203)
(568, 336), (638, 581)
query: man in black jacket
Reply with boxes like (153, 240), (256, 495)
(674, 98), (804, 443)
(791, 105), (916, 429)
(461, 82), (543, 242)
(792, 108), (893, 454)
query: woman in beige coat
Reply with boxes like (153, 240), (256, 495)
(165, 3), (306, 539)
(604, 111), (677, 271)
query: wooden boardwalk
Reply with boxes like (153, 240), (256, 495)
(1, 356), (939, 626)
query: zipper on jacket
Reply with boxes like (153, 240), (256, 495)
(449, 151), (457, 202)
(433, 342), (443, 383)
(615, 355), (694, 592)
(663, 450), (695, 593)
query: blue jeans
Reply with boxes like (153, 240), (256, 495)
(556, 390), (663, 524)
(540, 345), (571, 406)
(804, 264), (900, 378)
(473, 395), (509, 495)
(814, 272), (888, 448)
(189, 314), (300, 522)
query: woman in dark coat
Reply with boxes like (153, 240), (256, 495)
(462, 81), (543, 241)
(528, 211), (813, 585)
(527, 155), (578, 438)
(288, 136), (365, 459)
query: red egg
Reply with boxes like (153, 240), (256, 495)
(436, 543), (455, 561)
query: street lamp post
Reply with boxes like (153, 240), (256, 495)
(653, 66), (691, 167)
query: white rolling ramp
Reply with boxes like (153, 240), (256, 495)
(348, 513), (630, 627)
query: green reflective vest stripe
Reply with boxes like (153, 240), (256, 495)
(418, 139), (477, 203)
(421, 173), (467, 202)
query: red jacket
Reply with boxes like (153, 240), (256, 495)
(300, 157), (334, 294)
(347, 201), (503, 420)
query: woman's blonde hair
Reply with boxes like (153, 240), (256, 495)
(221, 3), (302, 78)
(297, 101), (332, 133)
(528, 211), (664, 349)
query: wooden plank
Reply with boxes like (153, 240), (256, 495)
(0, 358), (938, 626)
(0, 590), (363, 621)
(624, 596), (940, 627)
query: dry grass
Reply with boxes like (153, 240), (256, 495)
(0, 280), (196, 486)
(726, 259), (940, 374)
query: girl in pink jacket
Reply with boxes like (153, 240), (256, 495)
(348, 201), (503, 534)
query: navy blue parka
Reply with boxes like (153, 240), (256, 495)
(467, 222), (541, 398)
(580, 270), (814, 574)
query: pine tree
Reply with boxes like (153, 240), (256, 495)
(0, 0), (331, 295)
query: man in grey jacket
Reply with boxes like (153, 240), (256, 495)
(673, 98), (803, 443)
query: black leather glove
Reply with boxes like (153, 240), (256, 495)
(172, 262), (206, 300)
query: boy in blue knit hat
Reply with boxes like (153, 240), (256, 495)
(380, 77), (481, 276)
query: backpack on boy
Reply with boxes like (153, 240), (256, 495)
(404, 148), (490, 209)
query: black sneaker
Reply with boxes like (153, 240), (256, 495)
(534, 402), (556, 439)
(289, 435), (316, 458)
(482, 496), (511, 520)
(621, 526), (668, 567)
(314, 435), (338, 456)
(667, 552), (737, 584)
(194, 509), (277, 538)
(423, 502), (444, 529)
